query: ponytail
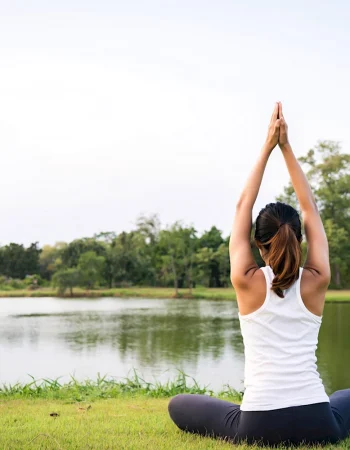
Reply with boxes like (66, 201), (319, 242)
(263, 223), (302, 298)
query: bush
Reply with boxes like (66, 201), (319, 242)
(52, 268), (81, 296)
(24, 274), (43, 290)
(9, 279), (26, 289)
(0, 277), (26, 290)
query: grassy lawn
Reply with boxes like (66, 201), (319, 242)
(0, 397), (235, 450)
(0, 286), (350, 301)
(0, 397), (349, 450)
(0, 376), (349, 449)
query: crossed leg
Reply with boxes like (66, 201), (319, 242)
(329, 388), (350, 440)
(168, 394), (241, 442)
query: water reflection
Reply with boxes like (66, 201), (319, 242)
(0, 298), (348, 393)
(318, 303), (350, 393)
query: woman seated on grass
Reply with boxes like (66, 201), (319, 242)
(168, 103), (350, 446)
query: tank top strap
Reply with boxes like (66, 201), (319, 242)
(261, 265), (274, 285)
(258, 266), (272, 309)
(295, 267), (303, 295)
(296, 267), (321, 322)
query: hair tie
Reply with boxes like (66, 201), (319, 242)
(278, 222), (287, 229)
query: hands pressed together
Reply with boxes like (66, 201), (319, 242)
(265, 102), (289, 152)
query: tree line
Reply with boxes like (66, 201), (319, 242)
(0, 141), (349, 294)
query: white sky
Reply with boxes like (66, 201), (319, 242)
(0, 0), (349, 246)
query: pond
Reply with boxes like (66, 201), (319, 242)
(0, 297), (349, 394)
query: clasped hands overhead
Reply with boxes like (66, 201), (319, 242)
(265, 102), (289, 152)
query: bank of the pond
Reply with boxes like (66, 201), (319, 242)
(1, 286), (350, 302)
(0, 373), (242, 401)
(0, 377), (348, 450)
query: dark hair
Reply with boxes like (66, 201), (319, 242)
(254, 202), (302, 298)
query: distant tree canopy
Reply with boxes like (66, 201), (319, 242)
(0, 243), (41, 279)
(0, 141), (349, 291)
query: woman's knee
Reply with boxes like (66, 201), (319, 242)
(168, 394), (192, 428)
(330, 388), (350, 401)
(168, 394), (189, 418)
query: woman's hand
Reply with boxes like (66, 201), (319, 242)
(264, 103), (281, 152)
(278, 102), (289, 148)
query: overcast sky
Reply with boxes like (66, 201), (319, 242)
(0, 0), (349, 246)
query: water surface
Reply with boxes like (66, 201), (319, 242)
(0, 298), (349, 393)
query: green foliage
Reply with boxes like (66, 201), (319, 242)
(0, 274), (43, 291)
(52, 268), (81, 296)
(105, 231), (152, 288)
(158, 223), (198, 293)
(61, 238), (107, 268)
(215, 243), (231, 287)
(0, 277), (26, 290)
(39, 242), (66, 280)
(0, 242), (41, 279)
(197, 227), (225, 287)
(194, 247), (215, 287)
(78, 251), (106, 289)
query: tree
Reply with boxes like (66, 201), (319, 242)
(181, 227), (197, 294)
(194, 247), (215, 287)
(135, 213), (161, 246)
(93, 232), (117, 244)
(0, 242), (41, 279)
(25, 243), (41, 275)
(78, 251), (106, 289)
(105, 231), (152, 287)
(52, 268), (81, 296)
(198, 227), (224, 287)
(0, 243), (26, 278)
(215, 243), (231, 287)
(39, 242), (66, 280)
(278, 141), (350, 287)
(199, 226), (224, 250)
(135, 214), (161, 286)
(323, 219), (348, 287)
(61, 238), (106, 268)
(158, 223), (187, 295)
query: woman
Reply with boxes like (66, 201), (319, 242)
(168, 103), (350, 446)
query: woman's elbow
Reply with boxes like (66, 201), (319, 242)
(301, 198), (319, 215)
(235, 198), (250, 210)
(321, 268), (332, 288)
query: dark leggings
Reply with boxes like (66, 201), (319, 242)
(168, 389), (350, 446)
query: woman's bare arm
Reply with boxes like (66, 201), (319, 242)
(230, 103), (280, 288)
(278, 103), (330, 288)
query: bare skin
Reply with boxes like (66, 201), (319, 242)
(229, 102), (331, 317)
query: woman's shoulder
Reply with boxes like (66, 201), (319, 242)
(236, 266), (267, 316)
(300, 267), (327, 317)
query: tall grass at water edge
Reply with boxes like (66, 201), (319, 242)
(0, 371), (244, 403)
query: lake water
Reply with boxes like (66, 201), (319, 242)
(0, 298), (349, 394)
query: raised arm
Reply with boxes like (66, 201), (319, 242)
(278, 103), (330, 288)
(229, 103), (280, 288)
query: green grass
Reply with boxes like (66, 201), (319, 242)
(0, 375), (348, 449)
(0, 372), (242, 402)
(0, 397), (254, 450)
(0, 286), (350, 301)
(4, 397), (342, 450)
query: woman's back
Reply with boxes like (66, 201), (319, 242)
(239, 266), (329, 411)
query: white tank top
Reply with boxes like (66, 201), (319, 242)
(238, 266), (329, 411)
